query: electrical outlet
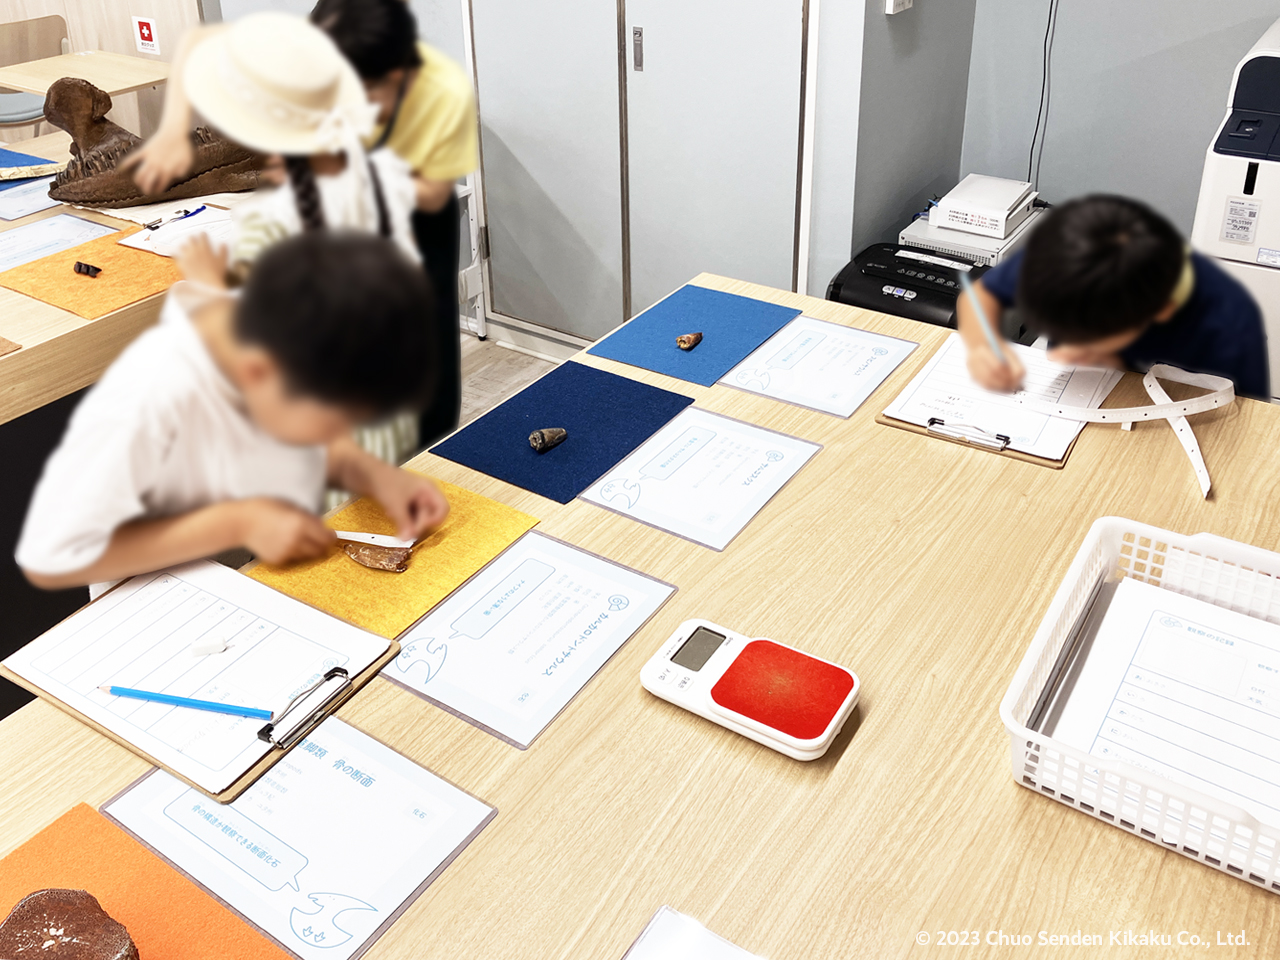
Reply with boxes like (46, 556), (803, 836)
(885, 0), (913, 13)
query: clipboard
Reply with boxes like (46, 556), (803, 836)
(0, 561), (401, 803)
(0, 644), (399, 805)
(875, 411), (1076, 469)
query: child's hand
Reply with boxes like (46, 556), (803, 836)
(177, 234), (230, 289)
(371, 467), (451, 541)
(121, 128), (195, 196)
(966, 341), (1026, 393)
(237, 498), (335, 565)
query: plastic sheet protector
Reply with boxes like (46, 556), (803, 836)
(580, 407), (820, 551)
(1051, 577), (1280, 827)
(622, 906), (763, 959)
(721, 314), (917, 416)
(587, 284), (801, 386)
(2, 560), (389, 795)
(882, 332), (1122, 460)
(105, 717), (495, 960)
(388, 531), (675, 747)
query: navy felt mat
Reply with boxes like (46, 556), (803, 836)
(0, 148), (52, 168)
(430, 361), (695, 503)
(587, 284), (801, 386)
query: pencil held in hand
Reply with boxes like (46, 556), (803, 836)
(960, 271), (1006, 366)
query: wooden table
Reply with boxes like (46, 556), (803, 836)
(0, 51), (168, 98)
(2, 274), (1280, 957)
(0, 130), (164, 426)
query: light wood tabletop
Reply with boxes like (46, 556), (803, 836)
(0, 50), (168, 98)
(0, 130), (165, 426)
(2, 274), (1280, 957)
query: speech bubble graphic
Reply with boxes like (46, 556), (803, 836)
(767, 330), (825, 370)
(734, 367), (771, 390)
(450, 559), (554, 640)
(165, 792), (308, 891)
(598, 478), (641, 510)
(289, 892), (376, 948)
(395, 637), (448, 681)
(641, 426), (716, 481)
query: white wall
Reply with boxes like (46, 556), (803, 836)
(961, 0), (1280, 234)
(850, 0), (979, 255)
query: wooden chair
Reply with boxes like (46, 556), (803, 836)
(0, 16), (69, 137)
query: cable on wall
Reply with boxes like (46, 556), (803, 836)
(1026, 0), (1061, 189)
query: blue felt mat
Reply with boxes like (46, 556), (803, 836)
(586, 284), (802, 386)
(431, 361), (695, 504)
(0, 148), (52, 168)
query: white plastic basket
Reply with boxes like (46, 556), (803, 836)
(1000, 516), (1280, 892)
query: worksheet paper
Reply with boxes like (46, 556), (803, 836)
(580, 407), (821, 551)
(0, 176), (58, 220)
(389, 531), (675, 747)
(69, 192), (254, 227)
(1050, 577), (1280, 828)
(2, 561), (390, 795)
(881, 332), (1123, 460)
(622, 907), (763, 960)
(0, 213), (116, 272)
(104, 717), (494, 960)
(720, 315), (917, 417)
(118, 205), (235, 257)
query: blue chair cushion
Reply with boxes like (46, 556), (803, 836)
(0, 92), (45, 125)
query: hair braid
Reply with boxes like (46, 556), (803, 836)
(284, 155), (326, 232)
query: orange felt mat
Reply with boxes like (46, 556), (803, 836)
(0, 336), (19, 359)
(0, 227), (179, 319)
(250, 477), (539, 639)
(0, 803), (292, 960)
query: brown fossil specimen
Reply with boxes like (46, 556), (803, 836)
(344, 542), (413, 573)
(676, 332), (703, 350)
(529, 427), (568, 452)
(43, 77), (264, 208)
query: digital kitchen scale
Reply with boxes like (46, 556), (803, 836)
(641, 619), (860, 760)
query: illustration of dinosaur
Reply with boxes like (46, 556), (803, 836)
(43, 77), (264, 208)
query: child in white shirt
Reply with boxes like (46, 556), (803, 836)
(17, 232), (447, 589)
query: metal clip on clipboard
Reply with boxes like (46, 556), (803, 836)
(257, 666), (352, 748)
(926, 417), (1011, 451)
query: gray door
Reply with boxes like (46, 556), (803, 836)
(625, 0), (804, 314)
(469, 0), (625, 339)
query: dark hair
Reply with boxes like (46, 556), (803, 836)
(1017, 195), (1185, 342)
(309, 0), (423, 80)
(237, 232), (436, 416)
(284, 155), (326, 232)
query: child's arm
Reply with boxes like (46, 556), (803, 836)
(326, 435), (450, 540)
(23, 499), (335, 590)
(413, 174), (455, 214)
(956, 276), (1025, 392)
(121, 24), (228, 195)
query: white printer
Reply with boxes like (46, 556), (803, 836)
(1190, 16), (1280, 400)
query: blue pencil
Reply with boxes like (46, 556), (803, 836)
(99, 684), (273, 720)
(959, 270), (1007, 365)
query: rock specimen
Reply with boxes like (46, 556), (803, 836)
(0, 889), (139, 960)
(344, 542), (412, 573)
(43, 77), (263, 208)
(676, 332), (703, 350)
(528, 427), (567, 453)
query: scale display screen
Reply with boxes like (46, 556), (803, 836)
(670, 626), (725, 671)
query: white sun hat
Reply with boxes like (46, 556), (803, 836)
(183, 12), (376, 155)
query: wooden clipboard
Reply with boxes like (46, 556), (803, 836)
(0, 641), (398, 804)
(875, 411), (1078, 469)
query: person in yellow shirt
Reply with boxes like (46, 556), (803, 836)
(311, 0), (479, 448)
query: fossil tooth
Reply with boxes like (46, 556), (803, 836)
(676, 332), (703, 350)
(529, 427), (568, 453)
(344, 542), (412, 573)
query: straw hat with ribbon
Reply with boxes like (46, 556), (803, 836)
(183, 12), (377, 156)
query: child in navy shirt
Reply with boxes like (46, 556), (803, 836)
(959, 194), (1269, 400)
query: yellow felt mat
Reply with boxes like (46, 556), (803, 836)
(0, 227), (180, 319)
(250, 478), (539, 639)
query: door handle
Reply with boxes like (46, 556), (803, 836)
(632, 26), (643, 71)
